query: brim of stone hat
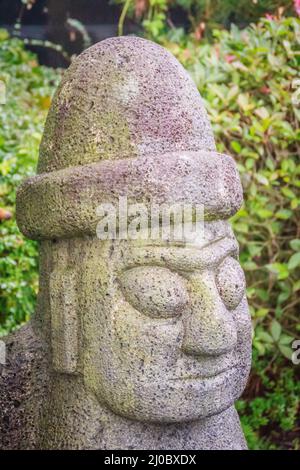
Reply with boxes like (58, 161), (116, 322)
(16, 150), (243, 241)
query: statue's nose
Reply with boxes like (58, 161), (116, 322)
(181, 271), (237, 357)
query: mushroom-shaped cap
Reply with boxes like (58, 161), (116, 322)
(38, 36), (216, 173)
(16, 37), (243, 241)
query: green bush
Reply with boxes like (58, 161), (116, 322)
(114, 0), (296, 39)
(0, 17), (299, 449)
(0, 30), (60, 334)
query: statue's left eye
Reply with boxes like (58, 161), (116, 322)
(216, 257), (246, 310)
(118, 266), (189, 319)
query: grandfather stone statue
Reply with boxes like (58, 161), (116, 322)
(0, 36), (252, 450)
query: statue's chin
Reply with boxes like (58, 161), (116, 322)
(96, 365), (248, 424)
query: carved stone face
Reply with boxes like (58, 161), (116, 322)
(82, 220), (252, 423)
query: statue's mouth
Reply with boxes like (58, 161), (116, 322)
(170, 364), (237, 381)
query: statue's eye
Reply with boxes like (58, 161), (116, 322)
(216, 257), (246, 310)
(118, 266), (189, 319)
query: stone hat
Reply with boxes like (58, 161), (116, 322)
(16, 36), (243, 241)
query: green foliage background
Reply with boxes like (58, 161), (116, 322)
(114, 0), (296, 38)
(0, 29), (60, 334)
(0, 15), (299, 449)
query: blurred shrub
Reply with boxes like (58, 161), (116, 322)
(236, 356), (300, 449)
(0, 29), (60, 334)
(114, 0), (296, 40)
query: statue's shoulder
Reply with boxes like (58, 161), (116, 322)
(0, 321), (48, 449)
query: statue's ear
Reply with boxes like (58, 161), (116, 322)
(50, 269), (79, 374)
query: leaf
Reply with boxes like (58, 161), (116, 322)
(234, 222), (249, 233)
(279, 334), (294, 346)
(291, 199), (299, 210)
(255, 308), (269, 318)
(253, 341), (265, 356)
(256, 289), (269, 302)
(227, 84), (239, 101)
(278, 291), (290, 304)
(278, 344), (293, 360)
(266, 263), (289, 280)
(270, 320), (282, 342)
(288, 253), (300, 270)
(246, 158), (255, 170)
(290, 239), (300, 251)
(231, 141), (241, 153)
(237, 93), (249, 111)
(243, 261), (258, 271)
(275, 209), (293, 220)
(281, 187), (296, 199)
(257, 331), (274, 343)
(255, 107), (269, 119)
(293, 280), (300, 292)
(255, 174), (269, 186)
(256, 209), (273, 219)
(232, 61), (248, 72)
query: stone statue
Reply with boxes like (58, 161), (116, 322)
(0, 36), (252, 450)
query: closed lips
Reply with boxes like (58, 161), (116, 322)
(171, 364), (237, 380)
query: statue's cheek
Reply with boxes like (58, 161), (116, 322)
(110, 303), (184, 371)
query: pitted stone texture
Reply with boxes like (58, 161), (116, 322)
(17, 150), (243, 241)
(2, 36), (252, 450)
(0, 323), (49, 449)
(1, 231), (251, 449)
(38, 36), (215, 173)
(80, 232), (252, 425)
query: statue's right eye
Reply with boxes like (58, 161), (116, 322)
(118, 266), (189, 319)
